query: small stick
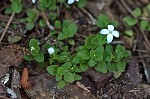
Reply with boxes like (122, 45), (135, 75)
(120, 0), (136, 18)
(0, 13), (15, 42)
(115, 0), (126, 14)
(140, 29), (150, 50)
(41, 11), (54, 30)
(0, 7), (5, 12)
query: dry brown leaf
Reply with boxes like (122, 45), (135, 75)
(20, 67), (32, 89)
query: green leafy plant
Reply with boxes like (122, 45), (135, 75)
(25, 25), (130, 89)
(18, 1), (131, 89)
(47, 62), (82, 89)
(123, 7), (142, 26)
(24, 39), (44, 63)
(77, 0), (87, 8)
(52, 20), (77, 40)
(38, 0), (57, 10)
(25, 9), (38, 30)
(5, 0), (22, 14)
(76, 34), (131, 77)
(96, 14), (118, 28)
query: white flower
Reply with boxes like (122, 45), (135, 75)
(48, 47), (55, 54)
(32, 0), (36, 3)
(68, 0), (79, 4)
(100, 25), (119, 43)
(31, 46), (35, 51)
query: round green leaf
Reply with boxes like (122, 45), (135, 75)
(58, 32), (67, 40)
(123, 16), (138, 26)
(90, 50), (95, 58)
(11, 2), (22, 13)
(96, 14), (109, 28)
(24, 55), (34, 61)
(125, 30), (134, 37)
(42, 43), (51, 50)
(77, 0), (87, 8)
(55, 20), (61, 28)
(64, 72), (74, 83)
(5, 6), (13, 14)
(34, 52), (44, 62)
(80, 63), (88, 72)
(38, 62), (46, 68)
(29, 39), (39, 48)
(73, 56), (81, 64)
(140, 20), (148, 30)
(56, 67), (65, 76)
(132, 7), (141, 17)
(26, 22), (34, 30)
(107, 62), (116, 72)
(57, 80), (66, 89)
(67, 23), (77, 37)
(47, 65), (58, 76)
(95, 61), (107, 73)
(39, 19), (46, 27)
(61, 62), (72, 70)
(56, 74), (62, 81)
(113, 71), (122, 78)
(88, 59), (97, 67)
(74, 74), (82, 81)
(77, 50), (90, 59)
(7, 35), (22, 43)
(62, 20), (72, 27)
(48, 12), (57, 21)
(117, 61), (126, 72)
(31, 46), (40, 56)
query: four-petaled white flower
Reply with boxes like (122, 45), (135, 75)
(100, 25), (119, 43)
(32, 0), (36, 3)
(68, 0), (79, 4)
(48, 47), (55, 54)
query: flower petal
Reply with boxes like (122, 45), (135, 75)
(108, 25), (114, 32)
(75, 0), (79, 1)
(107, 34), (113, 43)
(112, 31), (119, 37)
(100, 29), (109, 35)
(32, 0), (36, 3)
(67, 0), (75, 4)
(48, 47), (55, 54)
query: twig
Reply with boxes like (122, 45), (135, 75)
(0, 7), (5, 12)
(136, 49), (147, 53)
(120, 0), (150, 53)
(139, 17), (150, 21)
(135, 55), (150, 58)
(76, 6), (96, 25)
(140, 59), (150, 83)
(115, 0), (126, 14)
(0, 14), (18, 24)
(41, 11), (54, 30)
(140, 29), (150, 50)
(120, 0), (136, 18)
(143, 41), (150, 54)
(0, 13), (15, 42)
